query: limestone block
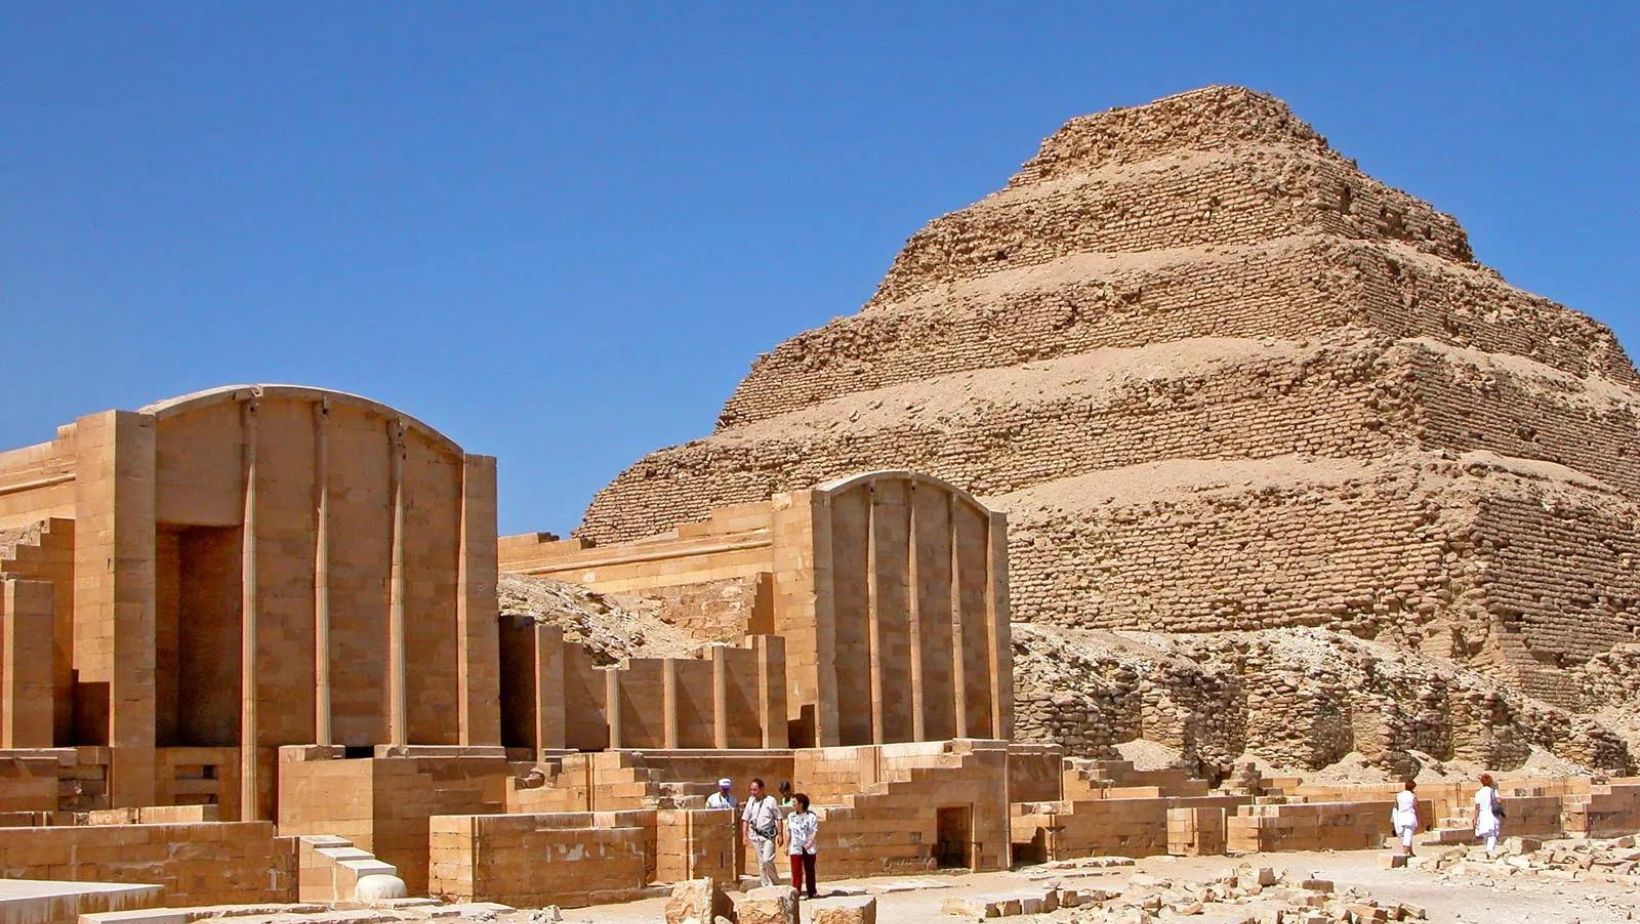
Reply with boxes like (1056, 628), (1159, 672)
(736, 886), (799, 924)
(354, 875), (407, 902)
(665, 878), (732, 924)
(810, 896), (876, 924)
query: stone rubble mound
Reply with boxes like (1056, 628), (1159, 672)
(945, 863), (1425, 922)
(1012, 623), (1634, 779)
(1417, 834), (1640, 885)
(497, 574), (705, 665)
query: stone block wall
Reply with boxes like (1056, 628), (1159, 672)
(506, 472), (1009, 749)
(0, 821), (296, 906)
(1167, 806), (1227, 856)
(0, 519), (75, 743)
(276, 751), (513, 895)
(1564, 783), (1640, 838)
(1, 580), (54, 748)
(428, 811), (650, 908)
(1012, 795), (1246, 861)
(1226, 799), (1432, 853)
(655, 808), (737, 885)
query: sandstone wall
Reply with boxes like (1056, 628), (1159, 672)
(0, 821), (296, 906)
(428, 811), (650, 908)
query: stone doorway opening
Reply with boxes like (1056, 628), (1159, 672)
(935, 805), (972, 869)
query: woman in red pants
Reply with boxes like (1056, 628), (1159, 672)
(784, 793), (820, 898)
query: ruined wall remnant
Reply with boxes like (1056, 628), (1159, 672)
(501, 470), (1012, 748)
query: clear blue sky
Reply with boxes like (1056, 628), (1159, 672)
(3, 2), (1635, 535)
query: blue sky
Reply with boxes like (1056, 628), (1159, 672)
(2, 2), (1635, 534)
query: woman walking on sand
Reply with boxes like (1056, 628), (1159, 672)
(784, 793), (820, 900)
(1473, 773), (1504, 856)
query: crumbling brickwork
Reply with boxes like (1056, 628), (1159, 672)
(1011, 624), (1634, 779)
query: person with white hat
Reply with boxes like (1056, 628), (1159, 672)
(705, 777), (744, 876)
(706, 778), (737, 810)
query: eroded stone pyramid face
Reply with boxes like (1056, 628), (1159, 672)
(580, 86), (1640, 705)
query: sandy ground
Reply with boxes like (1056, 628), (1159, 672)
(548, 849), (1640, 923)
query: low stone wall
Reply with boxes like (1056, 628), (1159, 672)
(656, 808), (737, 885)
(428, 811), (650, 909)
(1227, 799), (1433, 853)
(1007, 744), (1064, 803)
(277, 751), (517, 896)
(1012, 795), (1248, 861)
(0, 822), (296, 907)
(0, 804), (217, 828)
(1565, 783), (1640, 838)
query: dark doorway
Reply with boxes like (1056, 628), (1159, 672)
(155, 525), (242, 746)
(935, 805), (972, 869)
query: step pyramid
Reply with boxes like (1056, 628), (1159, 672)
(577, 86), (1640, 706)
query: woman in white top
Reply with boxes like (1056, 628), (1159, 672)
(783, 793), (820, 899)
(1391, 779), (1419, 855)
(1473, 772), (1503, 855)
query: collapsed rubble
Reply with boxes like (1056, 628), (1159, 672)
(1013, 623), (1635, 781)
(944, 863), (1426, 922)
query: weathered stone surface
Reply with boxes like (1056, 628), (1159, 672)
(665, 878), (732, 924)
(736, 886), (799, 924)
(810, 895), (877, 924)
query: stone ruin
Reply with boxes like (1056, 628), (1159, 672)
(576, 85), (1640, 770)
(0, 85), (1637, 920)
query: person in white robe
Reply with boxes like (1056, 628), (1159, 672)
(1391, 779), (1419, 855)
(1473, 772), (1503, 855)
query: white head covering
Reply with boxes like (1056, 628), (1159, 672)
(718, 778), (732, 788)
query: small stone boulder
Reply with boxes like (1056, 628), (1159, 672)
(666, 878), (733, 924)
(811, 895), (876, 924)
(354, 874), (408, 902)
(737, 885), (800, 924)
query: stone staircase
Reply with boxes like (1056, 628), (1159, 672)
(297, 836), (400, 903)
(1062, 759), (1210, 800)
(816, 740), (1013, 877)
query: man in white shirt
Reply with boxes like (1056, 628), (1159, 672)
(705, 778), (737, 811)
(741, 777), (783, 886)
(705, 778), (741, 874)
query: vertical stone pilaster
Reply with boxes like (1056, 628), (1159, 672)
(755, 635), (788, 748)
(605, 669), (623, 749)
(986, 511), (1012, 741)
(73, 410), (158, 806)
(907, 483), (924, 741)
(239, 397), (261, 818)
(312, 398), (331, 746)
(865, 487), (883, 745)
(949, 493), (969, 739)
(456, 455), (500, 746)
(662, 658), (680, 749)
(711, 646), (730, 749)
(386, 419), (407, 748)
(534, 624), (565, 751)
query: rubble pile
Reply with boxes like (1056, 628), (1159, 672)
(945, 863), (1425, 922)
(1013, 624), (1634, 780)
(497, 574), (705, 665)
(1416, 835), (1640, 886)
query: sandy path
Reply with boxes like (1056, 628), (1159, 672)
(546, 848), (1640, 923)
